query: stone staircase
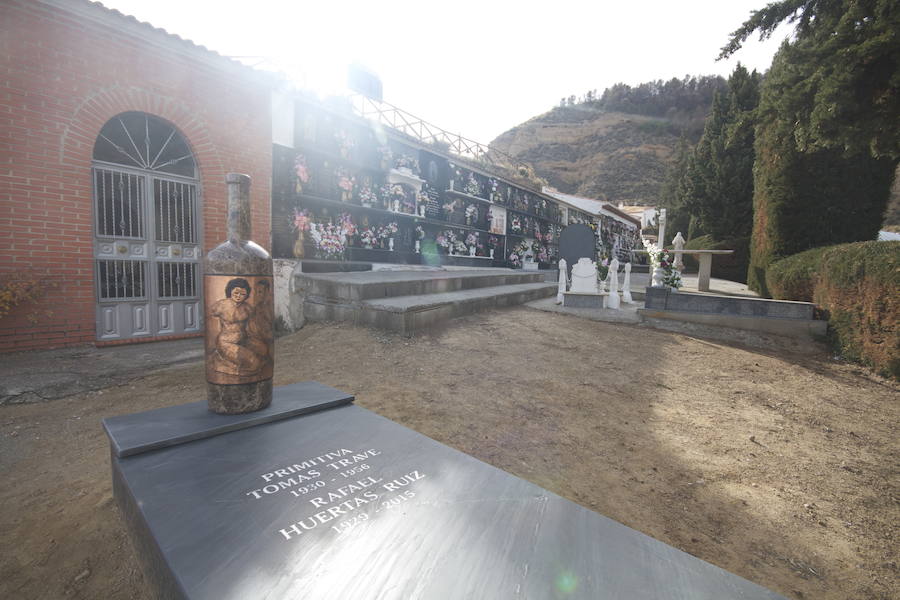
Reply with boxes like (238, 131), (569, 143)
(296, 269), (556, 334)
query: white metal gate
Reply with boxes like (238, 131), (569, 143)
(92, 113), (202, 341)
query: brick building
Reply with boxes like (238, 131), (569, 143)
(1, 0), (275, 352)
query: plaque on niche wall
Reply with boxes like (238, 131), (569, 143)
(489, 205), (506, 235)
(105, 383), (787, 600)
(424, 185), (441, 219)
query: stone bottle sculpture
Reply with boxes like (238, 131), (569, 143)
(203, 174), (274, 414)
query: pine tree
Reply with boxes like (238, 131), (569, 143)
(721, 0), (900, 160)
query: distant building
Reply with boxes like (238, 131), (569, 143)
(616, 204), (658, 230)
(542, 189), (642, 261)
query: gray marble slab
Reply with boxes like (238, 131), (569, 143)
(103, 381), (353, 458)
(110, 385), (786, 600)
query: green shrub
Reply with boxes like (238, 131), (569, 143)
(765, 246), (830, 302)
(769, 241), (899, 379)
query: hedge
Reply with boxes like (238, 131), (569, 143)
(767, 241), (900, 378)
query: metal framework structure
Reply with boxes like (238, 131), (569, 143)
(346, 94), (533, 176)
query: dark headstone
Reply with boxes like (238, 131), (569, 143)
(106, 383), (786, 600)
(559, 223), (596, 280)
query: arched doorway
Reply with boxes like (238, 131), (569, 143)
(92, 112), (202, 341)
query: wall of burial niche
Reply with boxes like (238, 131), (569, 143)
(566, 207), (642, 263)
(271, 102), (566, 268)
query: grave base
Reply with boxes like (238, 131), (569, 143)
(104, 382), (785, 599)
(563, 291), (607, 308)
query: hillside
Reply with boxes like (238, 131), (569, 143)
(491, 76), (728, 205)
(490, 105), (685, 205)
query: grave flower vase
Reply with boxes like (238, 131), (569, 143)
(292, 231), (306, 259)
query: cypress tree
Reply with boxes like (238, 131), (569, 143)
(747, 44), (897, 295)
(659, 136), (694, 239)
(723, 1), (900, 294)
(686, 64), (760, 242)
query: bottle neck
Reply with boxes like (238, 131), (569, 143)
(226, 173), (252, 242)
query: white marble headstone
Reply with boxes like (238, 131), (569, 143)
(570, 258), (598, 294)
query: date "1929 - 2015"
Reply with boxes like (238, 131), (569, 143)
(331, 489), (416, 535)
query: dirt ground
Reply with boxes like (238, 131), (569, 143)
(1, 307), (898, 599)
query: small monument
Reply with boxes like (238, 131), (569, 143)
(556, 258), (567, 304)
(203, 174), (274, 414)
(622, 262), (634, 304)
(672, 231), (686, 271)
(605, 257), (621, 309)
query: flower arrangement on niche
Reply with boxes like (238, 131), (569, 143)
(510, 216), (522, 234)
(465, 203), (478, 226)
(335, 167), (355, 202)
(310, 223), (346, 260)
(449, 164), (461, 190)
(359, 227), (378, 249)
(443, 198), (458, 217)
(464, 173), (480, 197)
(389, 184), (407, 212)
(359, 183), (377, 208)
(378, 221), (398, 241)
(335, 129), (355, 159)
(294, 155), (310, 195)
(416, 190), (429, 216)
(378, 184), (393, 210)
(292, 208), (311, 233)
(489, 178), (501, 203)
(394, 154), (420, 175)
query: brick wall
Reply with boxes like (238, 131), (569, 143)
(0, 0), (274, 352)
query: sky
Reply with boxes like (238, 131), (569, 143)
(98, 0), (792, 144)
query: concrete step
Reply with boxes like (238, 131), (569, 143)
(359, 283), (557, 334)
(296, 269), (546, 302)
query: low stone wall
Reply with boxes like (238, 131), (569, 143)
(640, 287), (826, 339)
(644, 287), (815, 320)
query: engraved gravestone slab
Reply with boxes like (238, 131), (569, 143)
(106, 384), (786, 600)
(424, 186), (441, 219)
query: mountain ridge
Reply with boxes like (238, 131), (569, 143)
(490, 106), (686, 206)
